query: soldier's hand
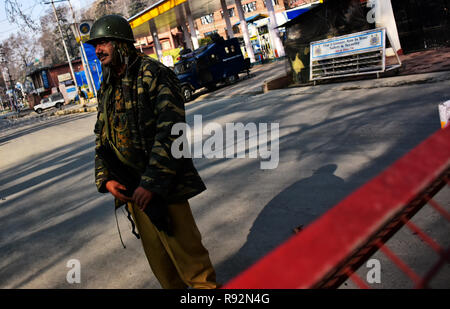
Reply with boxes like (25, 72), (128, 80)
(132, 187), (154, 211)
(105, 180), (133, 203)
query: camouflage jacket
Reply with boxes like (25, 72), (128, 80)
(94, 54), (206, 204)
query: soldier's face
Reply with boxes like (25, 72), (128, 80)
(95, 40), (115, 66)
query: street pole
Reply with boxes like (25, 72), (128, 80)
(46, 0), (81, 102)
(70, 23), (96, 98)
(265, 0), (285, 58)
(67, 0), (97, 98)
(235, 0), (256, 63)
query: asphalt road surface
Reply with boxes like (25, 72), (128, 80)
(0, 76), (449, 288)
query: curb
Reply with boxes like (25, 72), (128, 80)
(338, 71), (450, 90)
(283, 71), (450, 94)
(53, 106), (98, 116)
(3, 105), (98, 121)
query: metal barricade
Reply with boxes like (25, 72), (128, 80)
(224, 125), (450, 289)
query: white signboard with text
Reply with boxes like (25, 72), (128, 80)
(310, 28), (388, 81)
(162, 55), (174, 68)
(311, 29), (384, 60)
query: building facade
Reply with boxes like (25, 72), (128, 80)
(27, 59), (85, 107)
(133, 0), (313, 60)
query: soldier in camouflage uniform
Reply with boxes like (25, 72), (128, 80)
(88, 15), (219, 289)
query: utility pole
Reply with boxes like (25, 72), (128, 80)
(66, 0), (97, 98)
(44, 0), (81, 100)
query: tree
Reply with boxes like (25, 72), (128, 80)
(4, 0), (40, 32)
(0, 41), (20, 110)
(1, 0), (163, 74)
(94, 0), (116, 17)
(38, 5), (78, 66)
(0, 41), (19, 84)
(8, 33), (38, 71)
(89, 0), (156, 20)
(128, 0), (148, 18)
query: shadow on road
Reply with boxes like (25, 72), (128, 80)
(0, 136), (110, 288)
(190, 82), (444, 285)
(0, 78), (447, 288)
(214, 164), (347, 279)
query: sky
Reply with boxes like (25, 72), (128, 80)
(0, 0), (95, 42)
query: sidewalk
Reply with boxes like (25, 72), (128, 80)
(195, 47), (450, 100)
(53, 100), (98, 116)
(394, 47), (450, 76)
(261, 47), (450, 93)
(3, 99), (98, 121)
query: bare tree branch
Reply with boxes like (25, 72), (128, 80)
(4, 0), (40, 32)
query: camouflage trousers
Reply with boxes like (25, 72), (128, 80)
(127, 200), (219, 289)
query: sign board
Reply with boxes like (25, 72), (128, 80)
(309, 28), (401, 81)
(162, 55), (174, 67)
(439, 100), (450, 129)
(71, 21), (94, 43)
(41, 71), (50, 89)
(79, 21), (93, 43)
(58, 73), (72, 83)
(311, 29), (384, 60)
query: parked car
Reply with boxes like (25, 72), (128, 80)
(34, 93), (65, 114)
(174, 37), (251, 102)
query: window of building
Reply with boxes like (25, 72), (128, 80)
(243, 1), (257, 13)
(51, 93), (63, 100)
(258, 25), (269, 35)
(204, 30), (218, 37)
(200, 14), (215, 25)
(263, 0), (279, 7)
(161, 41), (171, 50)
(221, 7), (235, 19)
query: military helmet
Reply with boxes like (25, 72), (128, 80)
(86, 15), (135, 45)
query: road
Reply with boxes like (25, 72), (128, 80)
(0, 75), (449, 288)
